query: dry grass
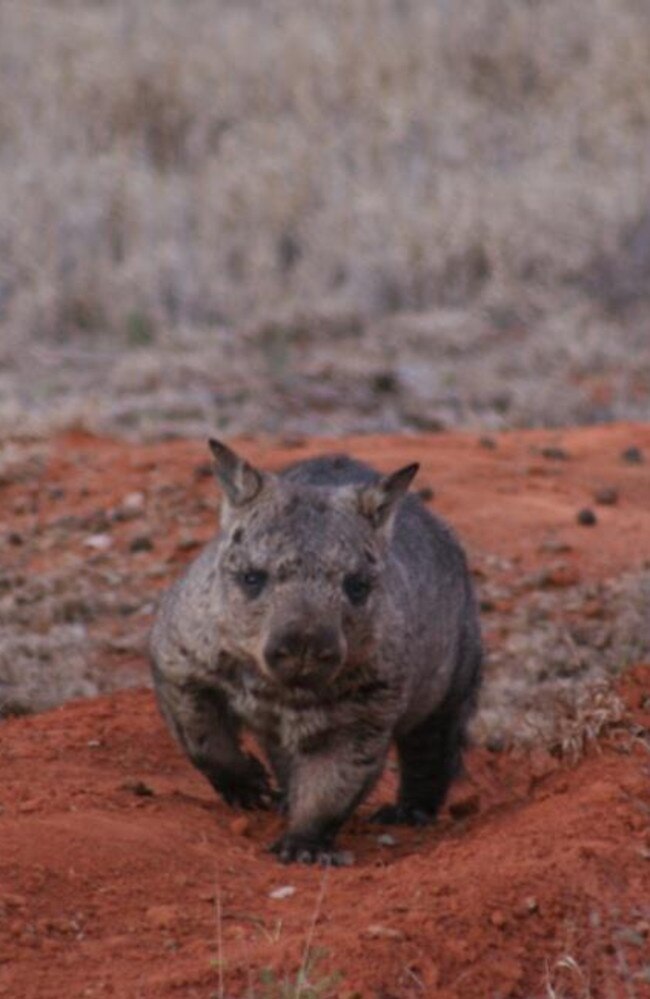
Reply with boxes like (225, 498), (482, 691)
(2, 0), (650, 437)
(473, 569), (650, 753)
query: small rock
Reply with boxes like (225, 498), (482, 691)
(372, 371), (399, 394)
(376, 833), (398, 847)
(539, 537), (573, 554)
(1, 893), (27, 910)
(176, 536), (200, 552)
(18, 800), (40, 813)
(193, 462), (214, 480)
(229, 816), (251, 837)
(478, 436), (498, 450)
(621, 446), (644, 465)
(576, 508), (597, 527)
(417, 486), (435, 502)
(129, 535), (154, 553)
(121, 780), (155, 797)
(364, 924), (404, 941)
(544, 564), (581, 588)
(123, 491), (145, 511)
(84, 533), (112, 551)
(8, 532), (23, 546)
(268, 885), (296, 900)
(594, 486), (619, 506)
(539, 446), (569, 461)
(449, 792), (480, 819)
(490, 910), (507, 929)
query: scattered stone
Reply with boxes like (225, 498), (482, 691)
(540, 446), (569, 461)
(121, 780), (155, 797)
(593, 486), (619, 506)
(364, 924), (405, 941)
(539, 537), (573, 554)
(193, 462), (213, 480)
(376, 833), (398, 847)
(478, 436), (497, 450)
(124, 491), (146, 510)
(268, 885), (296, 900)
(176, 535), (201, 552)
(544, 563), (581, 588)
(449, 792), (480, 819)
(416, 485), (435, 502)
(576, 508), (597, 527)
(516, 896), (539, 916)
(17, 800), (40, 813)
(7, 532), (23, 546)
(113, 492), (146, 521)
(490, 910), (507, 929)
(621, 446), (644, 465)
(372, 371), (399, 394)
(84, 533), (112, 551)
(1, 894), (27, 910)
(129, 535), (154, 553)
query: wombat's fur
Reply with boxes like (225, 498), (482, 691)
(150, 440), (482, 865)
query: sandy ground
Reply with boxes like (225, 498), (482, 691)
(1, 425), (649, 997)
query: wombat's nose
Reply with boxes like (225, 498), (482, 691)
(264, 625), (343, 678)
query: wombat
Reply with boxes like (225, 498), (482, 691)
(150, 440), (482, 865)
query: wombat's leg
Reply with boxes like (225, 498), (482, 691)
(270, 737), (389, 865)
(257, 735), (292, 813)
(370, 697), (471, 826)
(155, 676), (275, 810)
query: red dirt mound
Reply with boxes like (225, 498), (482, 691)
(1, 669), (648, 999)
(1, 425), (649, 998)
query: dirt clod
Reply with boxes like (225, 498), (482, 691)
(594, 485), (620, 505)
(576, 507), (598, 526)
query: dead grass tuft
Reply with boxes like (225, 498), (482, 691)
(0, 1), (649, 435)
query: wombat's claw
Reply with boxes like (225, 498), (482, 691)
(217, 756), (276, 810)
(268, 837), (354, 867)
(369, 803), (434, 826)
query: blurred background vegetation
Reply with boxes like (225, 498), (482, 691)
(1, 0), (650, 439)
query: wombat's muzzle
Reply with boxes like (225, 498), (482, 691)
(263, 624), (344, 684)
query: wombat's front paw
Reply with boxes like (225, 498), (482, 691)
(215, 755), (278, 811)
(369, 803), (435, 826)
(269, 834), (354, 867)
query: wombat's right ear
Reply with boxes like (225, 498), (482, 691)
(208, 439), (266, 509)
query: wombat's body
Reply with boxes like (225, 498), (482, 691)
(150, 444), (482, 864)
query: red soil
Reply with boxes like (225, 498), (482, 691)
(1, 425), (649, 998)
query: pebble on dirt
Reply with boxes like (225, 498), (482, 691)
(576, 508), (598, 526)
(594, 486), (619, 505)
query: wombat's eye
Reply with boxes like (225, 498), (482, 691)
(238, 570), (268, 598)
(343, 573), (372, 606)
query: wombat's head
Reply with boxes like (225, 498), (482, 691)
(208, 439), (418, 689)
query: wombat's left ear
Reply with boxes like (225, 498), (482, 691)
(208, 438), (268, 508)
(357, 463), (419, 529)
